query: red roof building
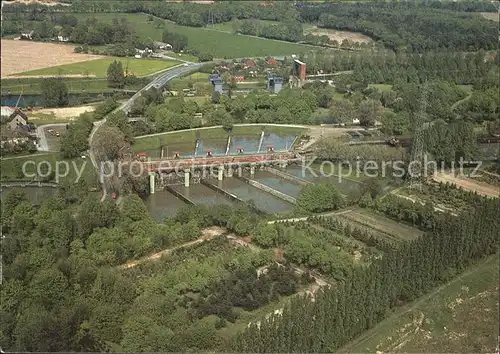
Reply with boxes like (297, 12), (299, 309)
(246, 59), (257, 67)
(267, 57), (278, 65)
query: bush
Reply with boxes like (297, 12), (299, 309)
(297, 184), (344, 213)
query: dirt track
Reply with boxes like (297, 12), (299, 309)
(119, 226), (226, 270)
(30, 105), (96, 120)
(1, 39), (103, 76)
(433, 172), (499, 198)
(308, 27), (373, 43)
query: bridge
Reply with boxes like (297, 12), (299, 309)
(140, 151), (305, 192)
(145, 151), (302, 172)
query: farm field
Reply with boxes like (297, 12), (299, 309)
(1, 39), (103, 76)
(339, 254), (499, 353)
(14, 57), (179, 78)
(71, 13), (317, 58)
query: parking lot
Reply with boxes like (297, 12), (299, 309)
(44, 126), (67, 151)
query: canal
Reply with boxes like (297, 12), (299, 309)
(169, 183), (236, 207)
(206, 176), (295, 214)
(143, 190), (189, 221)
(143, 133), (297, 158)
(250, 170), (303, 198)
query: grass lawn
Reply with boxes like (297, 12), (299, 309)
(0, 152), (96, 184)
(210, 19), (281, 33)
(133, 125), (305, 153)
(14, 57), (179, 78)
(368, 84), (393, 92)
(72, 13), (316, 58)
(339, 254), (499, 353)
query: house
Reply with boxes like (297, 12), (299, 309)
(267, 74), (284, 94)
(5, 110), (29, 131)
(137, 48), (153, 58)
(20, 30), (34, 40)
(153, 41), (172, 51)
(57, 35), (69, 42)
(267, 57), (278, 66)
(209, 74), (224, 93)
(246, 59), (257, 67)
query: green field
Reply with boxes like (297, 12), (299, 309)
(0, 152), (96, 184)
(340, 254), (499, 353)
(368, 84), (393, 92)
(14, 57), (179, 78)
(72, 13), (316, 58)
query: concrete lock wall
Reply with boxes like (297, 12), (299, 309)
(237, 176), (296, 205)
(149, 174), (155, 194)
(264, 167), (310, 186)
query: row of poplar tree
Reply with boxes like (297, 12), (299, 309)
(230, 195), (499, 352)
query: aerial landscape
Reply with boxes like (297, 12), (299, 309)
(0, 0), (498, 352)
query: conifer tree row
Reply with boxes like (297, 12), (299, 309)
(231, 197), (499, 352)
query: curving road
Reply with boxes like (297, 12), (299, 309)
(89, 62), (203, 200)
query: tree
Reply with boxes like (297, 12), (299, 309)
(211, 91), (221, 104)
(93, 125), (128, 161)
(358, 99), (383, 127)
(107, 61), (125, 89)
(40, 78), (69, 107)
(60, 113), (93, 159)
(198, 52), (213, 62)
(329, 99), (355, 124)
(297, 184), (344, 213)
(380, 110), (410, 135)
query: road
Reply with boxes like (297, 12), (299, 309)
(89, 62), (203, 200)
(36, 123), (67, 152)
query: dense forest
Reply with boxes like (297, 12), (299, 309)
(299, 2), (497, 51)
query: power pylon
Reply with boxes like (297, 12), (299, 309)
(408, 80), (429, 190)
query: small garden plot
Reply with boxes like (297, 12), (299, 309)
(340, 209), (423, 242)
(309, 215), (395, 253)
(120, 237), (311, 350)
(294, 221), (382, 261)
(254, 221), (368, 281)
(397, 182), (489, 212)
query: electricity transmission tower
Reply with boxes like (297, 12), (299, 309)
(408, 80), (429, 190)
